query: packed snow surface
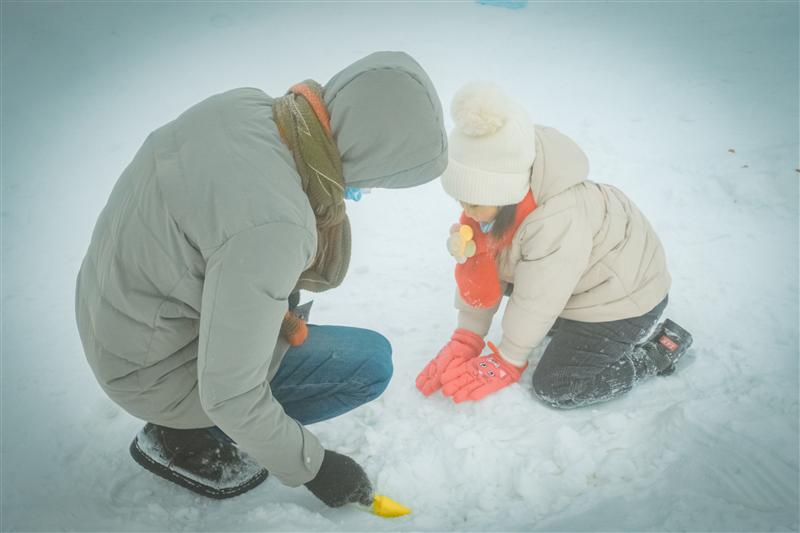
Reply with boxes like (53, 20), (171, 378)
(2, 2), (798, 531)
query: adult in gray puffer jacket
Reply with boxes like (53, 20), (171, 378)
(75, 52), (447, 504)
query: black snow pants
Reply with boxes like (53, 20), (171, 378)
(532, 296), (668, 409)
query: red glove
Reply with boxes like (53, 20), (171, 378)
(441, 342), (526, 403)
(416, 329), (485, 396)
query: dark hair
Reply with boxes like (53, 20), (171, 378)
(490, 204), (517, 239)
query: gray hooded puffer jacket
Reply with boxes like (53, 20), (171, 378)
(75, 51), (447, 486)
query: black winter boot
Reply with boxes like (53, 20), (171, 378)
(129, 423), (268, 498)
(639, 319), (694, 376)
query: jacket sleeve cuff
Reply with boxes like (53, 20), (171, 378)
(497, 337), (532, 367)
(264, 421), (325, 487)
(457, 309), (494, 337)
(292, 424), (325, 486)
(454, 290), (499, 337)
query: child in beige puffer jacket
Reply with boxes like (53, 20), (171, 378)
(416, 82), (693, 407)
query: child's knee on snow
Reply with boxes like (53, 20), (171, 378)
(531, 370), (586, 409)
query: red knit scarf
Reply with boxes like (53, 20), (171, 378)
(455, 190), (537, 308)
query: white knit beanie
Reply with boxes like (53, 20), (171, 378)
(441, 82), (536, 206)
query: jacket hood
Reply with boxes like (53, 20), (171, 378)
(530, 126), (589, 203)
(324, 51), (448, 189)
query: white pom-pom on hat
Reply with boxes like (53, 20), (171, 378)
(441, 82), (537, 206)
(450, 81), (511, 137)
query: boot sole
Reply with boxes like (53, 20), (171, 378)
(130, 435), (269, 499)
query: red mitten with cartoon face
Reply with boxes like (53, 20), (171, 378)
(441, 343), (526, 403)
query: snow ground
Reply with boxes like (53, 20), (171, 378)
(1, 2), (798, 531)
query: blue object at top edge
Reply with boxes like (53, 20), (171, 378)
(476, 0), (528, 10)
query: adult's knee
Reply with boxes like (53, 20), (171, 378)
(354, 329), (393, 401)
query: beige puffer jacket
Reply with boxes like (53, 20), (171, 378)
(456, 126), (671, 365)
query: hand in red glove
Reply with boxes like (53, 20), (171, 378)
(441, 342), (526, 403)
(416, 329), (485, 397)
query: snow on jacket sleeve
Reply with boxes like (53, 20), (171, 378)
(197, 221), (324, 487)
(498, 194), (593, 366)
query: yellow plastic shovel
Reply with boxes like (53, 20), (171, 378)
(357, 493), (412, 518)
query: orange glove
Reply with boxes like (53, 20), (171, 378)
(416, 329), (485, 396)
(280, 310), (308, 346)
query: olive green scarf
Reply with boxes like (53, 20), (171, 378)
(273, 80), (350, 293)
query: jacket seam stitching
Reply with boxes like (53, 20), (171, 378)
(198, 255), (225, 406)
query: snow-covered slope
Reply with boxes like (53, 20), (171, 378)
(2, 2), (797, 531)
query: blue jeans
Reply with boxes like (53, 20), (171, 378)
(165, 326), (392, 447)
(268, 325), (393, 425)
(207, 325), (392, 444)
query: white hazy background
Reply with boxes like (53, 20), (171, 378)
(2, 1), (798, 531)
